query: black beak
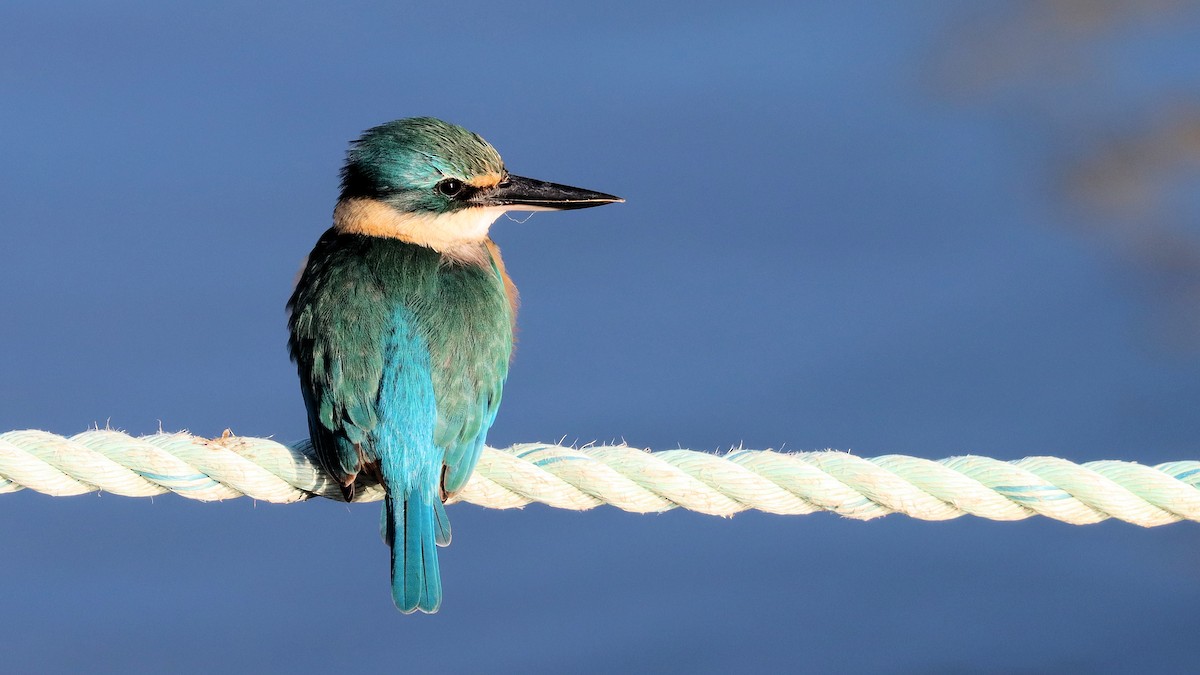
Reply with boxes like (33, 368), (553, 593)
(478, 174), (623, 211)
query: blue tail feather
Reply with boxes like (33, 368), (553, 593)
(433, 498), (451, 546)
(387, 491), (442, 614)
(381, 496), (450, 547)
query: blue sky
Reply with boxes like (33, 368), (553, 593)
(2, 2), (1199, 672)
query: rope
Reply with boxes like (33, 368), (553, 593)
(2, 429), (1198, 526)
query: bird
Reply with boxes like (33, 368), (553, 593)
(287, 117), (622, 613)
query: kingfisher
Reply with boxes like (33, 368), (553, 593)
(287, 117), (621, 613)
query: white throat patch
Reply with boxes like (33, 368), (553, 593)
(333, 198), (508, 264)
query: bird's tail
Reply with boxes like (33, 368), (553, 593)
(384, 490), (442, 613)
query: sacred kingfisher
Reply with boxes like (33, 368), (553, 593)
(287, 117), (621, 613)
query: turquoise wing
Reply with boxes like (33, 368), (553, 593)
(436, 363), (508, 495)
(434, 251), (514, 496)
(288, 229), (391, 495)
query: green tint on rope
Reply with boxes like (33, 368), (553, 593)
(2, 429), (1199, 526)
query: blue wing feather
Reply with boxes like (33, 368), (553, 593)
(288, 230), (390, 494)
(438, 247), (513, 495)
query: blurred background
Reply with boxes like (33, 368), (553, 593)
(2, 1), (1199, 672)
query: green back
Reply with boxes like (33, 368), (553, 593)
(288, 229), (514, 497)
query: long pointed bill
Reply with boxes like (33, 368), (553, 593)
(478, 174), (624, 211)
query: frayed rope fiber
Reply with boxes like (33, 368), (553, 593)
(2, 429), (1199, 526)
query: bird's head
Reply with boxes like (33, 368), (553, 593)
(333, 117), (621, 261)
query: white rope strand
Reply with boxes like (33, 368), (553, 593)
(2, 429), (1198, 526)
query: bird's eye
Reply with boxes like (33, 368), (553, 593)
(436, 178), (464, 197)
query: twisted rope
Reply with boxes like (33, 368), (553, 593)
(2, 429), (1198, 526)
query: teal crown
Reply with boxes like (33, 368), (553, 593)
(340, 117), (505, 212)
